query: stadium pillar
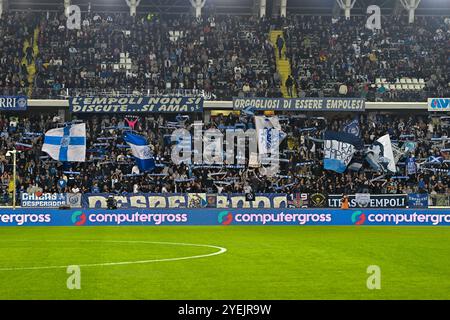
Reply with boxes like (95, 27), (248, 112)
(190, 0), (206, 18)
(63, 0), (70, 11)
(280, 0), (287, 17)
(260, 0), (266, 18)
(336, 0), (356, 19)
(400, 0), (421, 24)
(126, 0), (140, 17)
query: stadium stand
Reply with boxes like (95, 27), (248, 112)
(0, 7), (449, 206)
(283, 15), (450, 101)
(0, 110), (449, 205)
(1, 12), (448, 101)
(1, 12), (281, 100)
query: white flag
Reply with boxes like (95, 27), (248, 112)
(42, 123), (86, 162)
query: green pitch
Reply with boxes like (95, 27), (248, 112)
(0, 226), (449, 300)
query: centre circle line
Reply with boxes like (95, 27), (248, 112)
(0, 240), (227, 271)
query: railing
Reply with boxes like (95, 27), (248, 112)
(0, 87), (217, 100)
(1, 86), (447, 103)
(429, 194), (450, 207)
(58, 88), (217, 100)
(0, 88), (216, 100)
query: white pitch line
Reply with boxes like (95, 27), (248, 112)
(0, 240), (227, 271)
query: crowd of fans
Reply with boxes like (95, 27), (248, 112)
(0, 11), (449, 101)
(0, 110), (449, 205)
(1, 9), (450, 205)
(1, 11), (281, 100)
(0, 11), (40, 97)
(283, 15), (450, 102)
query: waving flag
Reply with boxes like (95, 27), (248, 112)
(42, 123), (86, 162)
(255, 116), (285, 155)
(123, 132), (155, 171)
(366, 134), (396, 173)
(427, 155), (444, 165)
(406, 156), (417, 175)
(323, 131), (363, 173)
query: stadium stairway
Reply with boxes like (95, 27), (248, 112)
(21, 27), (40, 97)
(269, 30), (297, 98)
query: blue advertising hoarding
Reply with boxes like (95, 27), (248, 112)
(69, 96), (203, 113)
(428, 98), (450, 111)
(0, 208), (449, 226)
(0, 96), (28, 111)
(233, 97), (365, 111)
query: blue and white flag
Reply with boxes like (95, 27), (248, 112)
(42, 123), (86, 162)
(427, 155), (443, 165)
(343, 118), (360, 137)
(323, 131), (363, 173)
(366, 134), (396, 173)
(254, 116), (285, 155)
(406, 156), (417, 175)
(123, 132), (155, 171)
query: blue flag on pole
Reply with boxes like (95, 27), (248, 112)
(123, 132), (155, 171)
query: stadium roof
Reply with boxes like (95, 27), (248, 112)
(5, 0), (450, 16)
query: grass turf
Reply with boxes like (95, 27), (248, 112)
(0, 226), (449, 299)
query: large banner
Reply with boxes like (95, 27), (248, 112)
(20, 193), (82, 208)
(83, 193), (309, 209)
(233, 97), (365, 112)
(428, 98), (450, 111)
(69, 96), (203, 113)
(327, 194), (407, 208)
(1, 208), (449, 226)
(407, 194), (429, 208)
(0, 96), (28, 111)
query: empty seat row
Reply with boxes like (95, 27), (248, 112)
(375, 78), (425, 84)
(375, 83), (426, 90)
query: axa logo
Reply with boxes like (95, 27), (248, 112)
(351, 210), (366, 225)
(218, 211), (233, 225)
(71, 211), (87, 226)
(429, 98), (450, 110)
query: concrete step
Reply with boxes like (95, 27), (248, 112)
(270, 29), (295, 98)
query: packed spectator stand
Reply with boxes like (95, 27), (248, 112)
(0, 11), (448, 101)
(0, 9), (450, 206)
(0, 111), (449, 205)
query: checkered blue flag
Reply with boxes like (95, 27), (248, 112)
(42, 123), (86, 162)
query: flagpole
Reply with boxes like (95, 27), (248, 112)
(6, 150), (17, 210)
(13, 151), (16, 210)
